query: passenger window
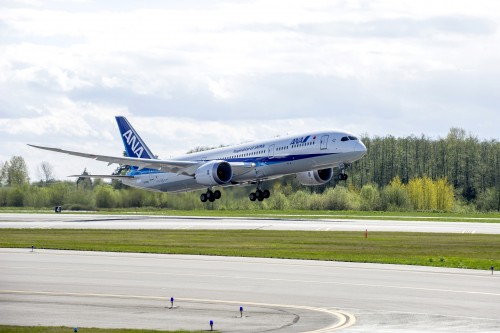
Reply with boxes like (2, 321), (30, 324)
(341, 137), (349, 142)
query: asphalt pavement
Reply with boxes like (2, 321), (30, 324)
(1, 248), (499, 332)
(1, 213), (500, 234)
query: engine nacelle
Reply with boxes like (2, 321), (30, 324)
(195, 160), (233, 186)
(296, 168), (333, 186)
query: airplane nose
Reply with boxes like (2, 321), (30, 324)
(357, 141), (367, 154)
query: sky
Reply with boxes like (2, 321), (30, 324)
(1, 0), (499, 180)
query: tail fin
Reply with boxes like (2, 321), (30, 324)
(115, 116), (156, 159)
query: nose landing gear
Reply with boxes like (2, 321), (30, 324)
(338, 163), (349, 181)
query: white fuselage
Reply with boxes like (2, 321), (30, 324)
(122, 131), (367, 193)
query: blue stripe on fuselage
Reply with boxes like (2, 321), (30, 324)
(126, 152), (337, 176)
(231, 152), (337, 166)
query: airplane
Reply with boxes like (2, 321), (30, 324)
(29, 116), (367, 202)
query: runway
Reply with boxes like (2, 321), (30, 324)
(1, 213), (500, 234)
(1, 248), (499, 332)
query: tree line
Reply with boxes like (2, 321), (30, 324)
(347, 128), (500, 211)
(0, 128), (499, 211)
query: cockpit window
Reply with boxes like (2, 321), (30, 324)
(341, 136), (349, 142)
(348, 136), (358, 140)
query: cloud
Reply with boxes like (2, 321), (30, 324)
(1, 0), (500, 180)
(298, 16), (497, 39)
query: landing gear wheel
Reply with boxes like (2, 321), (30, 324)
(206, 190), (214, 201)
(250, 180), (269, 202)
(338, 173), (348, 181)
(201, 189), (221, 203)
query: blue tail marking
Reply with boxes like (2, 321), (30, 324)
(115, 116), (155, 159)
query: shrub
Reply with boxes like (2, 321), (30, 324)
(23, 186), (49, 208)
(65, 189), (95, 209)
(7, 186), (25, 207)
(268, 192), (289, 210)
(47, 182), (73, 206)
(94, 185), (118, 208)
(381, 176), (410, 211)
(288, 190), (310, 210)
(324, 187), (354, 210)
(477, 188), (500, 212)
(359, 184), (381, 211)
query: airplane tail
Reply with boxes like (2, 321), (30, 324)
(115, 116), (156, 159)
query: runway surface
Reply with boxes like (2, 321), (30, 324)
(1, 213), (500, 234)
(1, 248), (499, 332)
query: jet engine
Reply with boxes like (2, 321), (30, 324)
(296, 168), (333, 186)
(195, 161), (233, 186)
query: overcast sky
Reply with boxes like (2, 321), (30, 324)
(1, 0), (499, 180)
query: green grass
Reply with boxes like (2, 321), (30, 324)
(1, 208), (500, 222)
(1, 229), (499, 270)
(0, 326), (211, 333)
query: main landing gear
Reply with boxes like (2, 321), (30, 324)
(200, 189), (221, 202)
(249, 181), (270, 201)
(249, 189), (270, 202)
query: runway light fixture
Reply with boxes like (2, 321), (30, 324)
(210, 320), (214, 331)
(240, 306), (243, 317)
(170, 296), (174, 308)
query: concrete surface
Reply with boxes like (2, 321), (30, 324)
(1, 249), (499, 332)
(1, 213), (500, 234)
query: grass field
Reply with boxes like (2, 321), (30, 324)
(1, 208), (500, 222)
(1, 229), (499, 270)
(0, 326), (212, 333)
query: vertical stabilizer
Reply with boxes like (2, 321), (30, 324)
(115, 116), (156, 159)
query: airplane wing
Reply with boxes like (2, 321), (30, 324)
(28, 144), (200, 175)
(28, 144), (256, 177)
